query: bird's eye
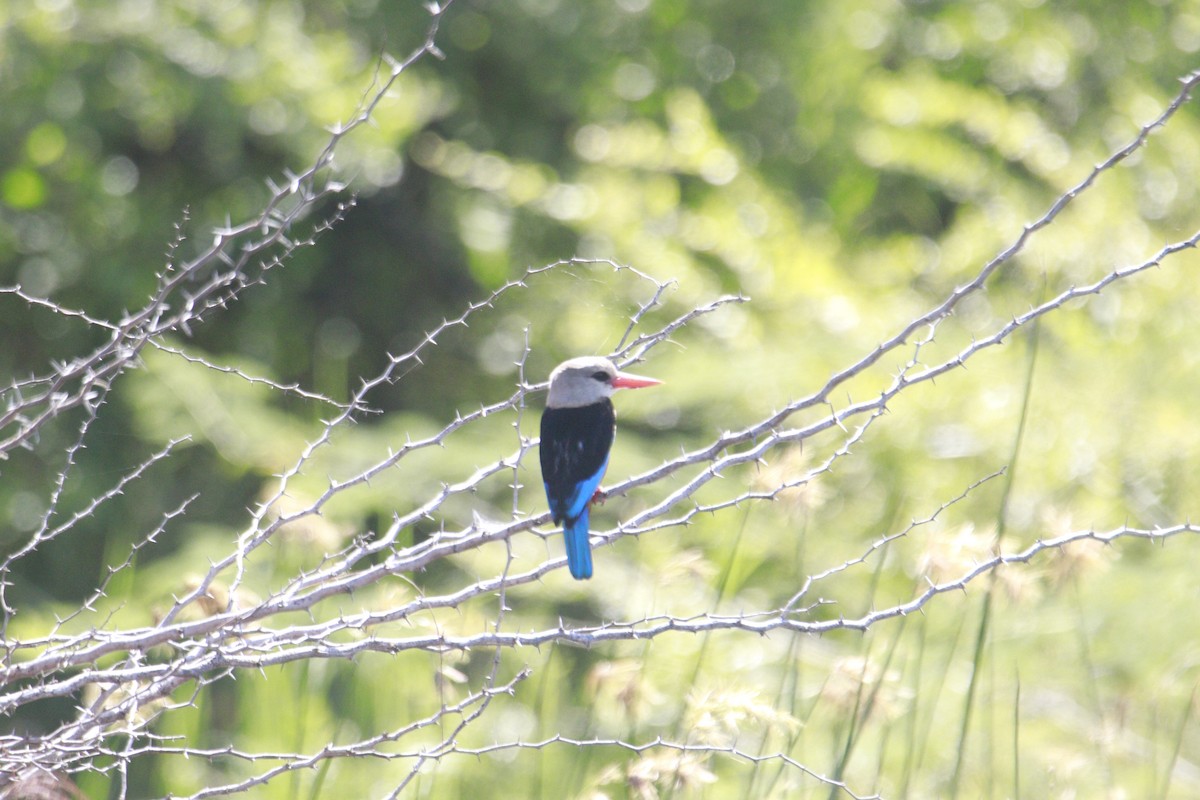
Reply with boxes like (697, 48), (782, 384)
(591, 371), (610, 382)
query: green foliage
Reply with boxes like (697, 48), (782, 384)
(5, 0), (1200, 797)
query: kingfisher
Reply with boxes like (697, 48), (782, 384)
(540, 356), (661, 579)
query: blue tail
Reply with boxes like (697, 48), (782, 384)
(563, 507), (593, 580)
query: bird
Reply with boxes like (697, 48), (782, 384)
(540, 356), (661, 579)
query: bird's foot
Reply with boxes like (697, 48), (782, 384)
(590, 489), (607, 506)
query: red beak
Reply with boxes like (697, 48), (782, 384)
(611, 371), (662, 390)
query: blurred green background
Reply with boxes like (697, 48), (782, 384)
(4, 0), (1200, 796)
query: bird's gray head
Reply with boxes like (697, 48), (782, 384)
(545, 356), (661, 408)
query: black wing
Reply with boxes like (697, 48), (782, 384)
(539, 400), (616, 521)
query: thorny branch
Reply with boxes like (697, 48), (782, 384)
(1, 7), (1199, 793)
